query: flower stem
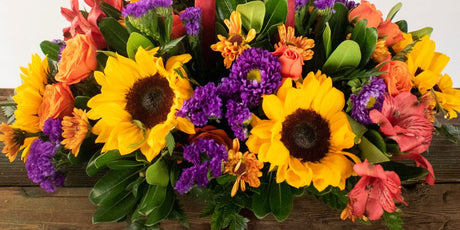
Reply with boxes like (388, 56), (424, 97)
(0, 102), (17, 107)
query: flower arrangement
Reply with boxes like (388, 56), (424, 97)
(1, 0), (459, 229)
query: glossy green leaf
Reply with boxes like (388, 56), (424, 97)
(106, 160), (145, 170)
(323, 40), (361, 74)
(386, 2), (402, 21)
(329, 3), (349, 49)
(86, 150), (124, 176)
(160, 36), (185, 55)
(395, 20), (408, 33)
(360, 27), (378, 66)
(40, 41), (61, 61)
(99, 17), (130, 56)
(135, 185), (167, 217)
(346, 114), (368, 144)
(74, 96), (90, 110)
(364, 129), (387, 154)
(380, 161), (429, 182)
(251, 181), (271, 218)
(126, 32), (154, 59)
(146, 158), (169, 186)
(358, 136), (390, 163)
(216, 0), (237, 22)
(260, 0), (287, 35)
(323, 23), (332, 58)
(236, 1), (265, 33)
(383, 211), (404, 230)
(92, 192), (138, 224)
(100, 2), (121, 19)
(216, 174), (235, 185)
(291, 187), (305, 197)
(410, 27), (433, 40)
(269, 181), (293, 221)
(145, 185), (175, 226)
(350, 19), (367, 45)
(89, 168), (140, 206)
(165, 132), (175, 156)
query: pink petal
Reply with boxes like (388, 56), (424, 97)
(393, 153), (435, 185)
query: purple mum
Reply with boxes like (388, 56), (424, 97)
(174, 138), (228, 194)
(314, 0), (335, 9)
(350, 77), (387, 125)
(43, 118), (63, 143)
(335, 0), (359, 9)
(25, 139), (65, 193)
(122, 0), (172, 17)
(180, 7), (202, 36)
(295, 0), (308, 10)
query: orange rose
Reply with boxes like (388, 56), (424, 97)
(378, 20), (404, 46)
(272, 46), (304, 81)
(348, 0), (383, 28)
(189, 126), (233, 150)
(38, 83), (75, 128)
(379, 60), (412, 96)
(55, 34), (97, 85)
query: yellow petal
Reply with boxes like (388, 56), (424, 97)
(266, 140), (289, 166)
(165, 54), (192, 73)
(176, 117), (195, 134)
(262, 95), (285, 121)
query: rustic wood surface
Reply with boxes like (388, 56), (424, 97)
(0, 88), (459, 229)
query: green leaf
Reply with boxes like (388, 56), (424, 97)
(434, 120), (460, 143)
(251, 180), (271, 218)
(167, 200), (190, 228)
(92, 192), (138, 224)
(106, 160), (145, 170)
(89, 168), (140, 206)
(165, 132), (175, 156)
(260, 0), (287, 35)
(229, 214), (249, 230)
(306, 186), (349, 210)
(323, 23), (332, 58)
(329, 3), (349, 49)
(126, 32), (154, 59)
(383, 211), (404, 230)
(236, 1), (266, 33)
(135, 185), (167, 217)
(145, 185), (175, 226)
(360, 27), (378, 66)
(86, 150), (125, 176)
(410, 27), (433, 40)
(217, 174), (235, 185)
(386, 2), (402, 21)
(364, 129), (387, 153)
(159, 36), (185, 55)
(99, 17), (130, 56)
(380, 161), (429, 182)
(74, 96), (90, 110)
(146, 158), (169, 186)
(216, 0), (237, 22)
(358, 136), (390, 163)
(40, 41), (61, 61)
(291, 186), (305, 197)
(395, 20), (408, 33)
(269, 181), (293, 221)
(323, 40), (361, 74)
(100, 2), (122, 19)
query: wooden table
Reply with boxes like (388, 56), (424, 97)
(1, 88), (459, 230)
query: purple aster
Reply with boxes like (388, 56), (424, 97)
(225, 100), (252, 140)
(295, 0), (308, 10)
(314, 0), (335, 9)
(180, 7), (202, 36)
(335, 0), (359, 9)
(122, 0), (173, 17)
(223, 48), (281, 107)
(25, 139), (65, 193)
(43, 118), (63, 143)
(350, 77), (387, 125)
(178, 83), (223, 127)
(175, 138), (228, 194)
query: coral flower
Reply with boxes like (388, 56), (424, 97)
(224, 139), (264, 197)
(61, 108), (90, 156)
(87, 47), (195, 162)
(211, 11), (256, 68)
(341, 160), (407, 221)
(246, 71), (360, 190)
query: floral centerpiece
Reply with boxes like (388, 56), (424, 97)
(1, 0), (459, 229)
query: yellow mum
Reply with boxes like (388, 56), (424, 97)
(87, 47), (195, 162)
(246, 71), (360, 191)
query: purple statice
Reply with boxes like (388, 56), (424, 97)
(180, 7), (202, 36)
(314, 0), (335, 9)
(178, 83), (223, 126)
(225, 100), (252, 140)
(222, 48), (281, 107)
(122, 0), (173, 17)
(43, 118), (63, 143)
(295, 0), (308, 10)
(174, 138), (228, 194)
(350, 77), (387, 125)
(25, 139), (65, 193)
(335, 0), (359, 9)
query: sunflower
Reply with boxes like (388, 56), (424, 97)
(246, 71), (360, 191)
(211, 11), (256, 68)
(87, 47), (195, 162)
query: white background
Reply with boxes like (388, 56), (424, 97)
(0, 0), (459, 88)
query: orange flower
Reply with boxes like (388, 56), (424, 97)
(379, 60), (412, 96)
(61, 108), (90, 156)
(348, 0), (383, 28)
(55, 34), (97, 85)
(274, 25), (314, 61)
(211, 11), (256, 68)
(273, 46), (304, 81)
(0, 123), (37, 162)
(392, 33), (413, 53)
(371, 39), (391, 63)
(38, 83), (75, 129)
(378, 20), (404, 46)
(188, 126), (233, 150)
(224, 139), (264, 197)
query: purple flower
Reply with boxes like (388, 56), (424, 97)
(295, 0), (308, 10)
(314, 0), (335, 9)
(335, 0), (359, 9)
(122, 0), (173, 18)
(223, 48), (281, 107)
(225, 100), (251, 140)
(175, 138), (228, 194)
(43, 118), (63, 143)
(180, 7), (202, 36)
(350, 77), (386, 125)
(178, 83), (223, 127)
(25, 139), (65, 193)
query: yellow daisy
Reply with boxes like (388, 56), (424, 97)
(211, 11), (256, 68)
(246, 71), (360, 191)
(87, 47), (195, 162)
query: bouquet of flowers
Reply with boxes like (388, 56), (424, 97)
(1, 0), (459, 229)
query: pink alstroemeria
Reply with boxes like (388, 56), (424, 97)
(341, 160), (407, 221)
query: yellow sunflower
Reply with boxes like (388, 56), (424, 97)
(211, 11), (256, 68)
(246, 71), (360, 191)
(87, 47), (195, 162)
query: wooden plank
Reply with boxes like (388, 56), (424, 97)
(0, 184), (459, 229)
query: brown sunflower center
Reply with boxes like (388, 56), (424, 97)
(125, 75), (174, 129)
(280, 109), (330, 162)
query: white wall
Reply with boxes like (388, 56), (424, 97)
(0, 0), (459, 88)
